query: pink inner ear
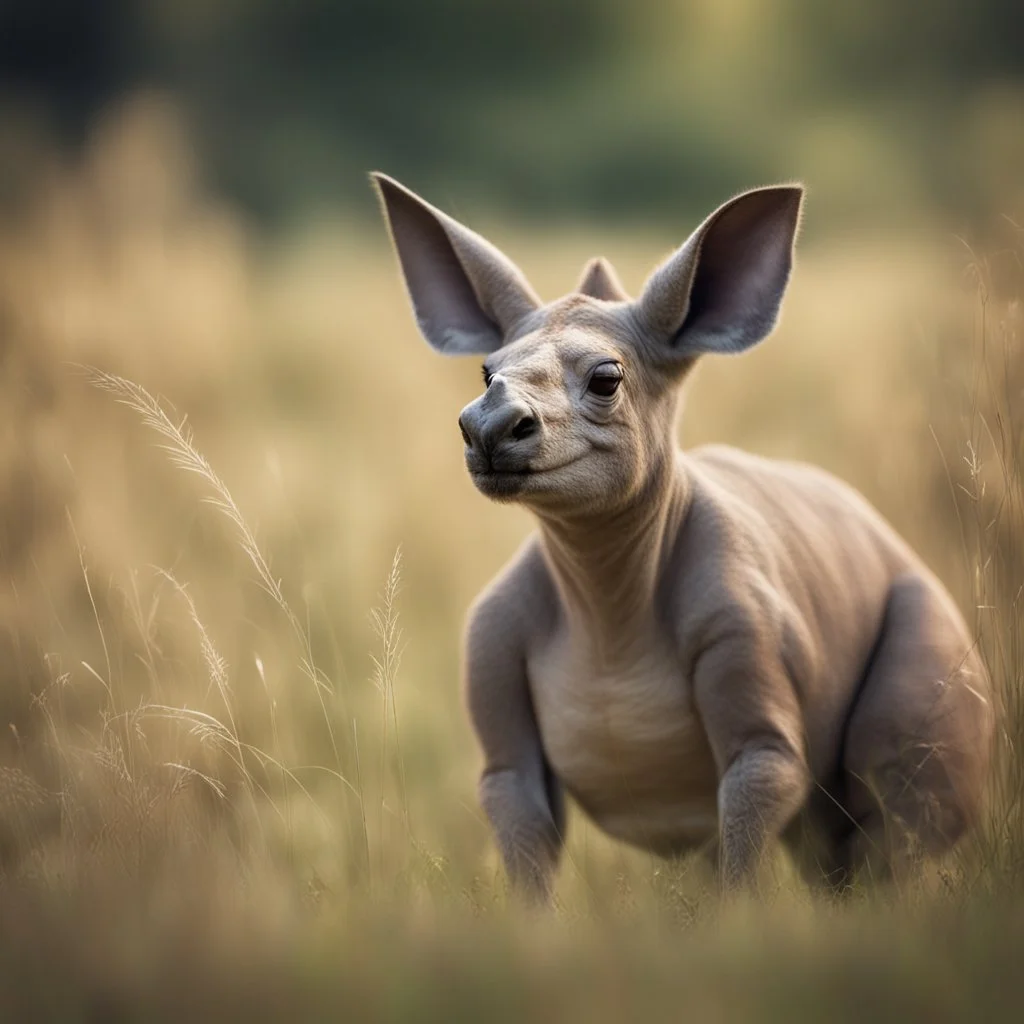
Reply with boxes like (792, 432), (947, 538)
(375, 174), (541, 355)
(682, 188), (801, 350)
(377, 178), (504, 354)
(637, 186), (802, 356)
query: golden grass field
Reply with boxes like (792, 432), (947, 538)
(1, 102), (1023, 1020)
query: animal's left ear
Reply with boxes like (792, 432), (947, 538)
(634, 186), (804, 356)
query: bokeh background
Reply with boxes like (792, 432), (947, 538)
(4, 0), (1024, 227)
(1, 2), (1023, 1019)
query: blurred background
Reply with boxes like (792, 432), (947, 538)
(0, 2), (1023, 1017)
(3, 0), (1024, 228)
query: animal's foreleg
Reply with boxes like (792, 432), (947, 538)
(717, 745), (809, 889)
(479, 768), (564, 905)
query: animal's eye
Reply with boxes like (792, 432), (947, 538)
(587, 364), (622, 398)
(482, 366), (493, 388)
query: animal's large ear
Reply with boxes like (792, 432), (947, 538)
(634, 186), (803, 356)
(576, 257), (630, 301)
(372, 173), (541, 355)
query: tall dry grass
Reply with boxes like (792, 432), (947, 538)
(929, 237), (1024, 894)
(0, 98), (1023, 1018)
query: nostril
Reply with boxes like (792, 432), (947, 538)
(510, 414), (538, 442)
(458, 415), (473, 448)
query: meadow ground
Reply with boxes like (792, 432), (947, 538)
(1, 106), (1023, 1020)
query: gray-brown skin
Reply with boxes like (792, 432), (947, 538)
(373, 173), (995, 902)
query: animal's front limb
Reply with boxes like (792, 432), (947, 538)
(716, 745), (809, 886)
(693, 628), (809, 890)
(464, 580), (565, 905)
(479, 767), (564, 904)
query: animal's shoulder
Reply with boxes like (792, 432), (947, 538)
(684, 444), (910, 558)
(464, 534), (558, 655)
(689, 444), (869, 509)
(671, 445), (917, 656)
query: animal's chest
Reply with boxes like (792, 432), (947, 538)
(528, 633), (720, 853)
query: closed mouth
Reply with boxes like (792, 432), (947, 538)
(471, 467), (532, 479)
(470, 461), (572, 480)
(468, 460), (575, 500)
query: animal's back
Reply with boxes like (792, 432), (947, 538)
(688, 443), (922, 576)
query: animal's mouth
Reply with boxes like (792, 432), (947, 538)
(468, 462), (572, 500)
(470, 461), (572, 479)
(472, 468), (533, 478)
(469, 470), (530, 501)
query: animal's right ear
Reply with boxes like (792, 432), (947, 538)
(372, 173), (541, 355)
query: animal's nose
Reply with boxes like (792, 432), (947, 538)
(458, 397), (538, 462)
(509, 413), (537, 441)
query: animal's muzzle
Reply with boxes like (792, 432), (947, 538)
(458, 378), (539, 473)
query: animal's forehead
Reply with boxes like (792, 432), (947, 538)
(488, 296), (635, 375)
(535, 294), (633, 338)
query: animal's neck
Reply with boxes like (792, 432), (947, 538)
(537, 450), (690, 657)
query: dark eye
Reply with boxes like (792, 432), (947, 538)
(482, 366), (493, 387)
(587, 364), (622, 398)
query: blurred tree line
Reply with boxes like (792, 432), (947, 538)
(1, 0), (1022, 225)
